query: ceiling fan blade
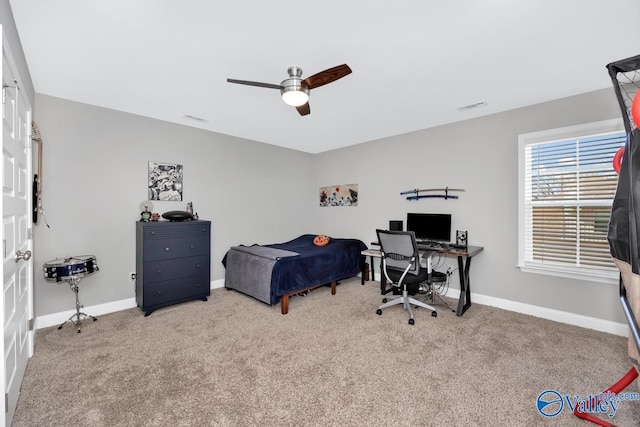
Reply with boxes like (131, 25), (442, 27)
(296, 103), (310, 116)
(226, 78), (282, 90)
(303, 64), (352, 89)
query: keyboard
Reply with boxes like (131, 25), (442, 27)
(416, 241), (468, 251)
(417, 240), (448, 249)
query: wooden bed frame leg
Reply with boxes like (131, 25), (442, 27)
(280, 280), (338, 314)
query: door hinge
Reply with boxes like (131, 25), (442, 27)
(2, 240), (5, 259)
(5, 393), (7, 412)
(28, 318), (34, 331)
(2, 82), (17, 105)
(27, 227), (32, 240)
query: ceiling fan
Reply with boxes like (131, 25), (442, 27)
(227, 64), (352, 116)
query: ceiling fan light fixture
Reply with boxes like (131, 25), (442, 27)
(281, 78), (309, 107)
(227, 64), (351, 116)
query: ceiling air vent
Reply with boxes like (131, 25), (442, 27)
(456, 101), (487, 112)
(182, 114), (209, 123)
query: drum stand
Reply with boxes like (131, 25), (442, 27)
(57, 274), (97, 333)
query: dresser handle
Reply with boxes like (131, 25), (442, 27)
(196, 264), (200, 268)
(190, 245), (195, 249)
(165, 247), (170, 251)
(157, 270), (162, 274)
(151, 231), (156, 235)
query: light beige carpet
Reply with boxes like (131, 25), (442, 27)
(12, 278), (640, 426)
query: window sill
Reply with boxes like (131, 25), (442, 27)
(516, 264), (618, 285)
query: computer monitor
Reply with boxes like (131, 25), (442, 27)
(406, 213), (451, 242)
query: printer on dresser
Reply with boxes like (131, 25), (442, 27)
(135, 220), (211, 316)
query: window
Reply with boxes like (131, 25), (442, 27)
(518, 119), (625, 283)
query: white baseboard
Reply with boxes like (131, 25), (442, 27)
(35, 298), (138, 330)
(35, 279), (629, 337)
(443, 288), (629, 337)
(35, 280), (226, 330)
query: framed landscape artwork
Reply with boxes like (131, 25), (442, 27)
(319, 184), (358, 207)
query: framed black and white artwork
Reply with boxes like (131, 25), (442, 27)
(148, 161), (183, 201)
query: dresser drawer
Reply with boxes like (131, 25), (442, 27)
(143, 278), (209, 307)
(143, 255), (209, 284)
(143, 222), (210, 239)
(143, 236), (210, 261)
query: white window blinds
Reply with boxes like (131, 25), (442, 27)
(519, 120), (625, 282)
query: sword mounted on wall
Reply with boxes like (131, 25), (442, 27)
(401, 187), (465, 201)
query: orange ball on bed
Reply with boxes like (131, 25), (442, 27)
(313, 235), (330, 246)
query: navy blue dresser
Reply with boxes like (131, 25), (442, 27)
(136, 220), (211, 316)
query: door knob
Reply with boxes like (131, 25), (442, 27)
(15, 250), (32, 262)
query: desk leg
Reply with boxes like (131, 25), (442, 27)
(370, 255), (375, 281)
(361, 255), (379, 285)
(456, 255), (473, 316)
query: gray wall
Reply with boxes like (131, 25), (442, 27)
(33, 94), (317, 316)
(33, 89), (629, 325)
(315, 88), (627, 324)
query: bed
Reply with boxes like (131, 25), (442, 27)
(223, 234), (367, 314)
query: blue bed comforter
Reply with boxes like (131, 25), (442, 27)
(223, 234), (367, 305)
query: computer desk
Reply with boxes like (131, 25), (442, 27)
(361, 243), (484, 317)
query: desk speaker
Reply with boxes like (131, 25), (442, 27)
(389, 220), (403, 231)
(456, 230), (468, 247)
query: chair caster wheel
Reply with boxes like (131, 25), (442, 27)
(408, 318), (415, 325)
(382, 298), (387, 303)
(376, 309), (382, 315)
(431, 311), (437, 317)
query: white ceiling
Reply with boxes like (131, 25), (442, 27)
(9, 0), (640, 154)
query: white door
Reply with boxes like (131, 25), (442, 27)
(1, 27), (34, 426)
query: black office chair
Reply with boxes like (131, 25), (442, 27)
(376, 229), (437, 325)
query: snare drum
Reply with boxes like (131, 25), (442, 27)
(78, 255), (99, 275)
(43, 255), (99, 281)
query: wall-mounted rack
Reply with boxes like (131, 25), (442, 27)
(400, 187), (465, 201)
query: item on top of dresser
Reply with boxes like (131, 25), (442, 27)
(162, 210), (193, 221)
(139, 201), (154, 222)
